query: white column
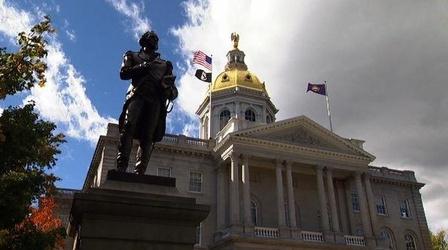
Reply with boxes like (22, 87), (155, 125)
(216, 166), (226, 229)
(354, 172), (372, 237)
(235, 101), (240, 119)
(276, 160), (286, 227)
(286, 161), (297, 228)
(364, 173), (378, 236)
(229, 153), (240, 225)
(316, 166), (330, 232)
(242, 155), (252, 226)
(326, 168), (340, 232)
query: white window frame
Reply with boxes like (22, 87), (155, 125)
(400, 199), (411, 218)
(157, 167), (172, 177)
(189, 171), (203, 193)
(376, 197), (387, 215)
(352, 192), (360, 212)
(404, 233), (417, 250)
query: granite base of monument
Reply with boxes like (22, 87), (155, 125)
(68, 170), (210, 250)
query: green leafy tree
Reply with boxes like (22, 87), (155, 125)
(432, 229), (448, 250)
(0, 16), (66, 249)
(0, 16), (54, 99)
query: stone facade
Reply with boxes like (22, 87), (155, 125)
(67, 117), (431, 250)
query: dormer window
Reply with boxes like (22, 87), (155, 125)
(245, 74), (252, 81)
(222, 74), (229, 82)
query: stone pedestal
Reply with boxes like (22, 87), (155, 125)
(290, 227), (300, 240)
(323, 231), (336, 242)
(69, 171), (209, 250)
(334, 232), (346, 244)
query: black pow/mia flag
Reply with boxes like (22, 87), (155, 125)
(195, 69), (212, 83)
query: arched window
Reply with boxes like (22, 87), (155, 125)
(245, 109), (255, 122)
(405, 233), (417, 250)
(219, 110), (231, 130)
(379, 228), (396, 249)
(250, 200), (258, 226)
(266, 115), (272, 124)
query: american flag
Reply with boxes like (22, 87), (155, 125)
(193, 50), (212, 70)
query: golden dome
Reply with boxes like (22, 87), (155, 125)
(210, 33), (268, 95)
(211, 69), (267, 93)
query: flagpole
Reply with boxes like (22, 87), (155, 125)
(324, 81), (333, 132)
(208, 54), (213, 139)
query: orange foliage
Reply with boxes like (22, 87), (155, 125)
(29, 196), (63, 232)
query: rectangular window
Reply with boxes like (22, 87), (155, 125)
(400, 199), (411, 218)
(376, 197), (387, 215)
(352, 192), (360, 212)
(157, 167), (171, 177)
(189, 172), (203, 192)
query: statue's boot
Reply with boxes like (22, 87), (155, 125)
(116, 156), (129, 172)
(117, 131), (131, 172)
(134, 141), (154, 175)
(117, 132), (132, 172)
(134, 161), (147, 175)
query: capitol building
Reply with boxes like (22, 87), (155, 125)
(59, 36), (432, 250)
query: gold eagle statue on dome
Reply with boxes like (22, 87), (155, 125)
(231, 32), (239, 49)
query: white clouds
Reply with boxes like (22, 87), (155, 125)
(173, 0), (448, 230)
(0, 0), (116, 144)
(24, 41), (116, 142)
(106, 0), (151, 40)
(62, 19), (76, 41)
(0, 0), (34, 39)
(181, 119), (198, 137)
(65, 29), (76, 41)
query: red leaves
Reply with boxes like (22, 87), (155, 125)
(28, 196), (62, 233)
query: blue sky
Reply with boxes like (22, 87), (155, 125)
(1, 0), (194, 188)
(1, 0), (447, 230)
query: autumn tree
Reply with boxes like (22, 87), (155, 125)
(5, 197), (65, 250)
(0, 16), (66, 249)
(431, 229), (448, 250)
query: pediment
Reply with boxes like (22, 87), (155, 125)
(253, 125), (339, 150)
(233, 116), (375, 160)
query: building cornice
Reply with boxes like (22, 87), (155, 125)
(370, 176), (425, 188)
(215, 134), (372, 167)
(368, 166), (424, 188)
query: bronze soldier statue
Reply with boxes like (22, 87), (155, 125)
(117, 31), (177, 175)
